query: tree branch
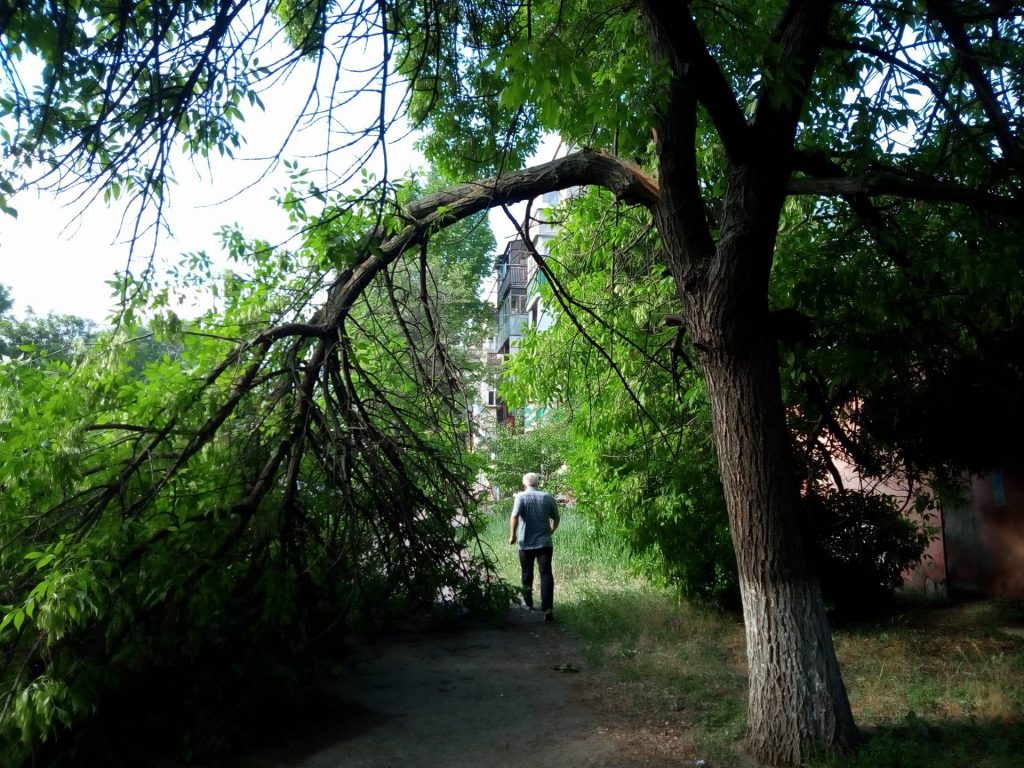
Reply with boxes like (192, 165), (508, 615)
(786, 173), (1023, 218)
(320, 150), (659, 326)
(752, 0), (838, 148)
(638, 0), (750, 160)
(925, 0), (1024, 171)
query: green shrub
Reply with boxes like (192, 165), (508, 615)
(487, 414), (572, 513)
(808, 488), (931, 614)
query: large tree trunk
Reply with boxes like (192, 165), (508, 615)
(660, 159), (859, 764)
(638, 0), (859, 758)
(694, 295), (857, 765)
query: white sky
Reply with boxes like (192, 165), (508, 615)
(1, 161), (298, 322)
(0, 41), (556, 325)
(0, 57), (424, 323)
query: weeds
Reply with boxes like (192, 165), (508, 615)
(479, 507), (1024, 768)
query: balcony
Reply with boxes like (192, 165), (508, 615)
(527, 269), (546, 298)
(498, 264), (528, 299)
(495, 311), (528, 353)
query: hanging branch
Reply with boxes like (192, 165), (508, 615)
(0, 151), (664, 747)
(497, 204), (678, 453)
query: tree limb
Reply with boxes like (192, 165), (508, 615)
(638, 0), (750, 160)
(752, 0), (838, 148)
(925, 0), (1024, 171)
(786, 173), (1023, 218)
(320, 150), (659, 326)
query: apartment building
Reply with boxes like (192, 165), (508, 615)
(469, 190), (564, 448)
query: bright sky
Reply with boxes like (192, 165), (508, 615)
(0, 31), (555, 326)
(2, 162), (294, 323)
(0, 58), (425, 323)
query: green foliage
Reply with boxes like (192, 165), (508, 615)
(488, 414), (572, 513)
(274, 0), (329, 56)
(496, 186), (943, 610)
(396, 1), (542, 177)
(772, 191), (1024, 490)
(397, 0), (669, 178)
(0, 303), (97, 364)
(808, 489), (933, 615)
(402, 0), (1024, 547)
(499, 188), (739, 606)
(0, 174), (502, 763)
(4, 0), (1024, 763)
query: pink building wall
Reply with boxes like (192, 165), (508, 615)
(831, 455), (1024, 599)
(942, 466), (1024, 598)
(827, 456), (947, 595)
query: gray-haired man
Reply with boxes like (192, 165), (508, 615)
(508, 472), (560, 621)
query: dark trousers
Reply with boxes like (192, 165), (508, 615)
(519, 546), (554, 611)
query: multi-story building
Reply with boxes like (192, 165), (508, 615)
(493, 239), (531, 425)
(467, 274), (498, 454)
(471, 189), (565, 443)
(491, 190), (564, 428)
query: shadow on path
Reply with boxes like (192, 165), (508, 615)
(222, 608), (685, 768)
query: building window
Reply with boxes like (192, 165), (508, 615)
(487, 390), (496, 406)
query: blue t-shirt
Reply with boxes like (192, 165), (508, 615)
(513, 488), (559, 549)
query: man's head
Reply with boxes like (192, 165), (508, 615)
(522, 472), (540, 489)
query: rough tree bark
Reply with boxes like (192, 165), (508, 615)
(639, 1), (859, 764)
(684, 191), (858, 764)
(659, 161), (859, 766)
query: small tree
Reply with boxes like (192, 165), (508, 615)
(488, 413), (572, 510)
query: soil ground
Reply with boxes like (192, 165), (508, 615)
(222, 607), (694, 768)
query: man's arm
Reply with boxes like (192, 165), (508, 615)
(549, 494), (560, 533)
(509, 494), (521, 545)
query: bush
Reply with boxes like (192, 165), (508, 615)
(487, 414), (572, 513)
(807, 488), (931, 614)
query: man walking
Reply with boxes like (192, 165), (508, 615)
(509, 472), (560, 621)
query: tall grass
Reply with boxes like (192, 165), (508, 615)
(478, 506), (1024, 768)
(816, 600), (1024, 768)
(478, 507), (752, 764)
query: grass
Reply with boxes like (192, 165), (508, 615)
(477, 507), (1024, 768)
(816, 600), (1024, 768)
(479, 508), (752, 765)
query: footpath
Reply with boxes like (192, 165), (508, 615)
(224, 607), (689, 768)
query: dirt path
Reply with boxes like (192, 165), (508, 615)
(230, 608), (692, 768)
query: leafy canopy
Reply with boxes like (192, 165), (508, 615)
(2, 0), (1024, 764)
(0, 165), (505, 761)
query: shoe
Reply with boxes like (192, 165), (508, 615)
(544, 610), (554, 622)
